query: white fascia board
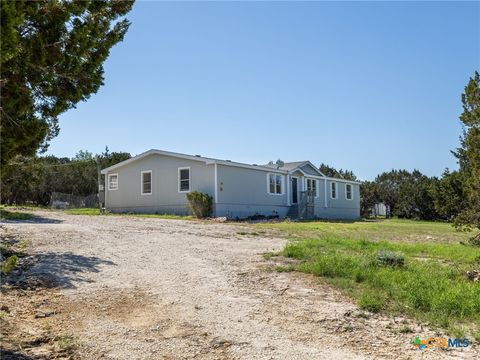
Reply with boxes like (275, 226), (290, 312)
(324, 176), (362, 185)
(214, 160), (288, 173)
(287, 170), (361, 185)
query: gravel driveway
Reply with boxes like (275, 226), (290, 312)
(2, 211), (477, 359)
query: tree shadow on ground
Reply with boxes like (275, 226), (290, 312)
(0, 350), (34, 360)
(1, 209), (63, 224)
(6, 251), (116, 290)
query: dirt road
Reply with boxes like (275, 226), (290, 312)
(1, 211), (477, 359)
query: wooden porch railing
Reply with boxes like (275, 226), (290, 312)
(299, 190), (315, 219)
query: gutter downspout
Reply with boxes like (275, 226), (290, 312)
(324, 178), (328, 208)
(286, 173), (291, 207)
(214, 163), (218, 216)
(105, 173), (108, 210)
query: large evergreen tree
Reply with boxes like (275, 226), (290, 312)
(0, 0), (134, 165)
(373, 169), (439, 220)
(319, 163), (357, 181)
(360, 181), (379, 218)
(454, 71), (480, 240)
(431, 169), (466, 220)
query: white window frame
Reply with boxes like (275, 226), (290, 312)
(345, 183), (353, 200)
(178, 167), (191, 193)
(267, 173), (284, 195)
(108, 173), (118, 191)
(141, 170), (153, 195)
(330, 181), (337, 199)
(306, 178), (319, 198)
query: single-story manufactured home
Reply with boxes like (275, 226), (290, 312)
(101, 149), (361, 219)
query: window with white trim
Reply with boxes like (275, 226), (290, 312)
(268, 173), (283, 195)
(330, 182), (337, 199)
(306, 179), (318, 197)
(108, 173), (118, 190)
(141, 171), (152, 195)
(345, 183), (353, 200)
(178, 167), (190, 192)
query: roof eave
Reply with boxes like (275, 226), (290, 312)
(101, 149), (289, 174)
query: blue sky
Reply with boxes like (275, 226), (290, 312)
(47, 1), (480, 180)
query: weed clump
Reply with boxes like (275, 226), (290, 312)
(1, 255), (18, 275)
(376, 250), (405, 267)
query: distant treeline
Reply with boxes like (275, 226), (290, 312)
(319, 163), (463, 221)
(359, 169), (465, 221)
(1, 147), (131, 206)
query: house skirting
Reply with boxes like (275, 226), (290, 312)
(213, 204), (290, 219)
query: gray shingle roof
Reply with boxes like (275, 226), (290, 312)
(263, 161), (309, 171)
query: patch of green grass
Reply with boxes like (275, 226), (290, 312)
(132, 213), (193, 220)
(358, 290), (384, 313)
(65, 208), (192, 220)
(1, 255), (18, 275)
(64, 208), (103, 215)
(237, 231), (260, 236)
(257, 218), (473, 244)
(55, 335), (76, 351)
(0, 209), (34, 221)
(18, 240), (28, 250)
(278, 234), (480, 336)
(263, 251), (279, 260)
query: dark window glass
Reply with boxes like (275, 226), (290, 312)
(331, 182), (336, 198)
(142, 172), (152, 194)
(346, 184), (352, 199)
(179, 169), (190, 192)
(269, 174), (275, 193)
(275, 175), (282, 194)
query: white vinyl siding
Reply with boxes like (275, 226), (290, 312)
(141, 170), (152, 195)
(345, 183), (353, 200)
(330, 182), (337, 199)
(108, 173), (118, 191)
(178, 167), (190, 193)
(267, 173), (283, 195)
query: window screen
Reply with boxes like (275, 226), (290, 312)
(179, 168), (190, 192)
(142, 171), (152, 194)
(346, 184), (352, 200)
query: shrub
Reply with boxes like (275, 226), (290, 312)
(186, 191), (213, 218)
(376, 250), (405, 267)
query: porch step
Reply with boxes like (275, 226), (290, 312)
(287, 205), (299, 219)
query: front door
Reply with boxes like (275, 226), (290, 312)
(291, 177), (298, 204)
